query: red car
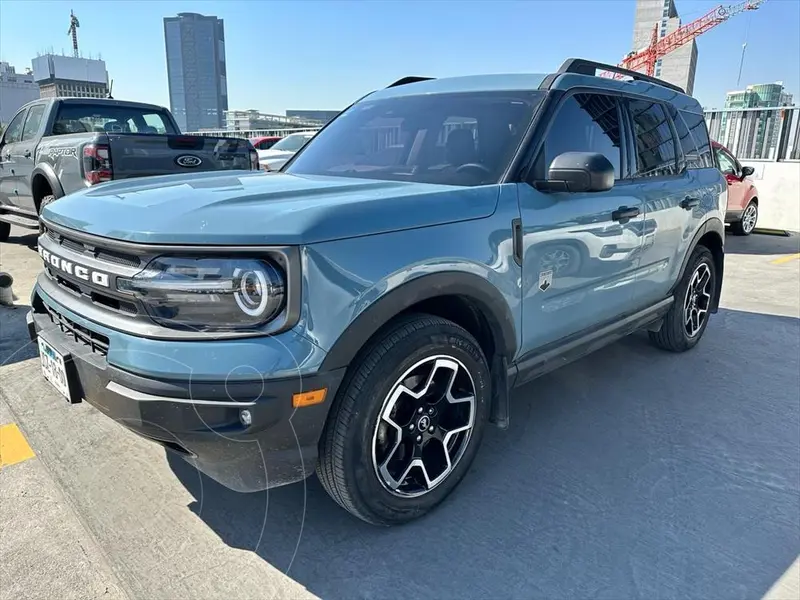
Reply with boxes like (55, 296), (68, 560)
(713, 141), (759, 236)
(249, 136), (282, 151)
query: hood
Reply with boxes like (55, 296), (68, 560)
(42, 170), (500, 245)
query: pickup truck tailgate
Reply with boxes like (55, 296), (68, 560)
(107, 134), (254, 178)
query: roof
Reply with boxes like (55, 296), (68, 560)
(367, 74), (548, 101)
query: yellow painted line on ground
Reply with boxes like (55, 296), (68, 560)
(0, 423), (35, 468)
(770, 253), (800, 265)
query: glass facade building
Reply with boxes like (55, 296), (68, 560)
(163, 13), (228, 132)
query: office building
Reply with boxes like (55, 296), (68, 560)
(164, 12), (228, 132)
(715, 82), (795, 159)
(31, 54), (109, 100)
(632, 0), (697, 95)
(285, 109), (340, 125)
(0, 62), (40, 125)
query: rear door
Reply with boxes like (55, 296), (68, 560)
(517, 91), (644, 355)
(13, 102), (48, 211)
(626, 98), (705, 307)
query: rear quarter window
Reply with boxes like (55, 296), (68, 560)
(669, 106), (714, 169)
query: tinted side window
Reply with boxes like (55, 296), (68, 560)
(629, 100), (677, 177)
(22, 105), (46, 141)
(679, 110), (714, 168)
(2, 110), (27, 144)
(542, 93), (622, 179)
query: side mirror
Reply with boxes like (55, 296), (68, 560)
(741, 165), (755, 178)
(535, 152), (615, 193)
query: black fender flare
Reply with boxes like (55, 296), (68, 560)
(30, 163), (64, 204)
(671, 217), (725, 312)
(320, 271), (518, 372)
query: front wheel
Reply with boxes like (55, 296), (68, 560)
(38, 195), (56, 235)
(317, 314), (491, 525)
(731, 201), (758, 236)
(649, 245), (716, 352)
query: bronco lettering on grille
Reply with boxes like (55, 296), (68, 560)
(39, 247), (111, 288)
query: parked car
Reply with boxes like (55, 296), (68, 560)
(713, 141), (759, 235)
(28, 58), (726, 526)
(0, 98), (259, 240)
(257, 131), (315, 171)
(249, 136), (282, 151)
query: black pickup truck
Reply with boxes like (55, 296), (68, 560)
(0, 97), (258, 240)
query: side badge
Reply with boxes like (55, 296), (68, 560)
(538, 269), (553, 292)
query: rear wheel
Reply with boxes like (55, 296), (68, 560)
(649, 245), (716, 352)
(731, 201), (757, 236)
(0, 221), (10, 242)
(317, 314), (490, 525)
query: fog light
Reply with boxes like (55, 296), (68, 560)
(240, 409), (252, 426)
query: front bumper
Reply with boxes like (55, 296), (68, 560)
(28, 287), (345, 492)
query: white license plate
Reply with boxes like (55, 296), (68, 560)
(38, 336), (73, 402)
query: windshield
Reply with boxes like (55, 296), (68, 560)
(271, 133), (315, 152)
(52, 104), (178, 135)
(285, 90), (544, 186)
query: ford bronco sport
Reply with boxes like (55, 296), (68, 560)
(28, 59), (726, 525)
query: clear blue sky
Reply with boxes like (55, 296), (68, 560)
(1, 0), (798, 114)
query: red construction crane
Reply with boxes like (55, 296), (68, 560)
(617, 0), (767, 78)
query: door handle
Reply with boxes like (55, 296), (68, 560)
(23, 150), (31, 158)
(612, 206), (640, 222)
(680, 197), (700, 210)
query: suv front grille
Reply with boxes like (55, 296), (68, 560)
(42, 302), (110, 356)
(46, 229), (141, 268)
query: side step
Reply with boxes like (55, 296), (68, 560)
(0, 211), (39, 229)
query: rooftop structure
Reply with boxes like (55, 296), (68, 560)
(0, 62), (40, 125)
(31, 54), (109, 99)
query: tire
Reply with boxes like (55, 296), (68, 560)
(38, 195), (56, 235)
(0, 220), (10, 243)
(317, 313), (491, 526)
(649, 245), (716, 352)
(731, 201), (757, 236)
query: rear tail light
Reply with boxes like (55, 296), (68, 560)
(249, 148), (259, 171)
(83, 143), (112, 185)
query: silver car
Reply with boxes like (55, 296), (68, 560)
(257, 132), (315, 171)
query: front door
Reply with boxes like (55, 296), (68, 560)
(0, 107), (28, 209)
(715, 145), (747, 213)
(517, 92), (644, 356)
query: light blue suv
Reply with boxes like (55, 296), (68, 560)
(28, 59), (726, 525)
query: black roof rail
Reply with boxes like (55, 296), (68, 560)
(555, 58), (685, 94)
(386, 76), (436, 88)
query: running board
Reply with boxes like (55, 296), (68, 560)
(510, 298), (673, 389)
(0, 210), (39, 229)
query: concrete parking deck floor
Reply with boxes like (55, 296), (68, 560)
(1, 225), (798, 600)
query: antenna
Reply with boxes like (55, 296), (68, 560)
(107, 79), (114, 99)
(67, 10), (80, 58)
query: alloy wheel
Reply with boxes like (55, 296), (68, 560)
(742, 204), (758, 234)
(683, 262), (713, 338)
(372, 355), (476, 498)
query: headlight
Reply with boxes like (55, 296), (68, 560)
(117, 257), (285, 331)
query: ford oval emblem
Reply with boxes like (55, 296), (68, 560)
(175, 154), (202, 168)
